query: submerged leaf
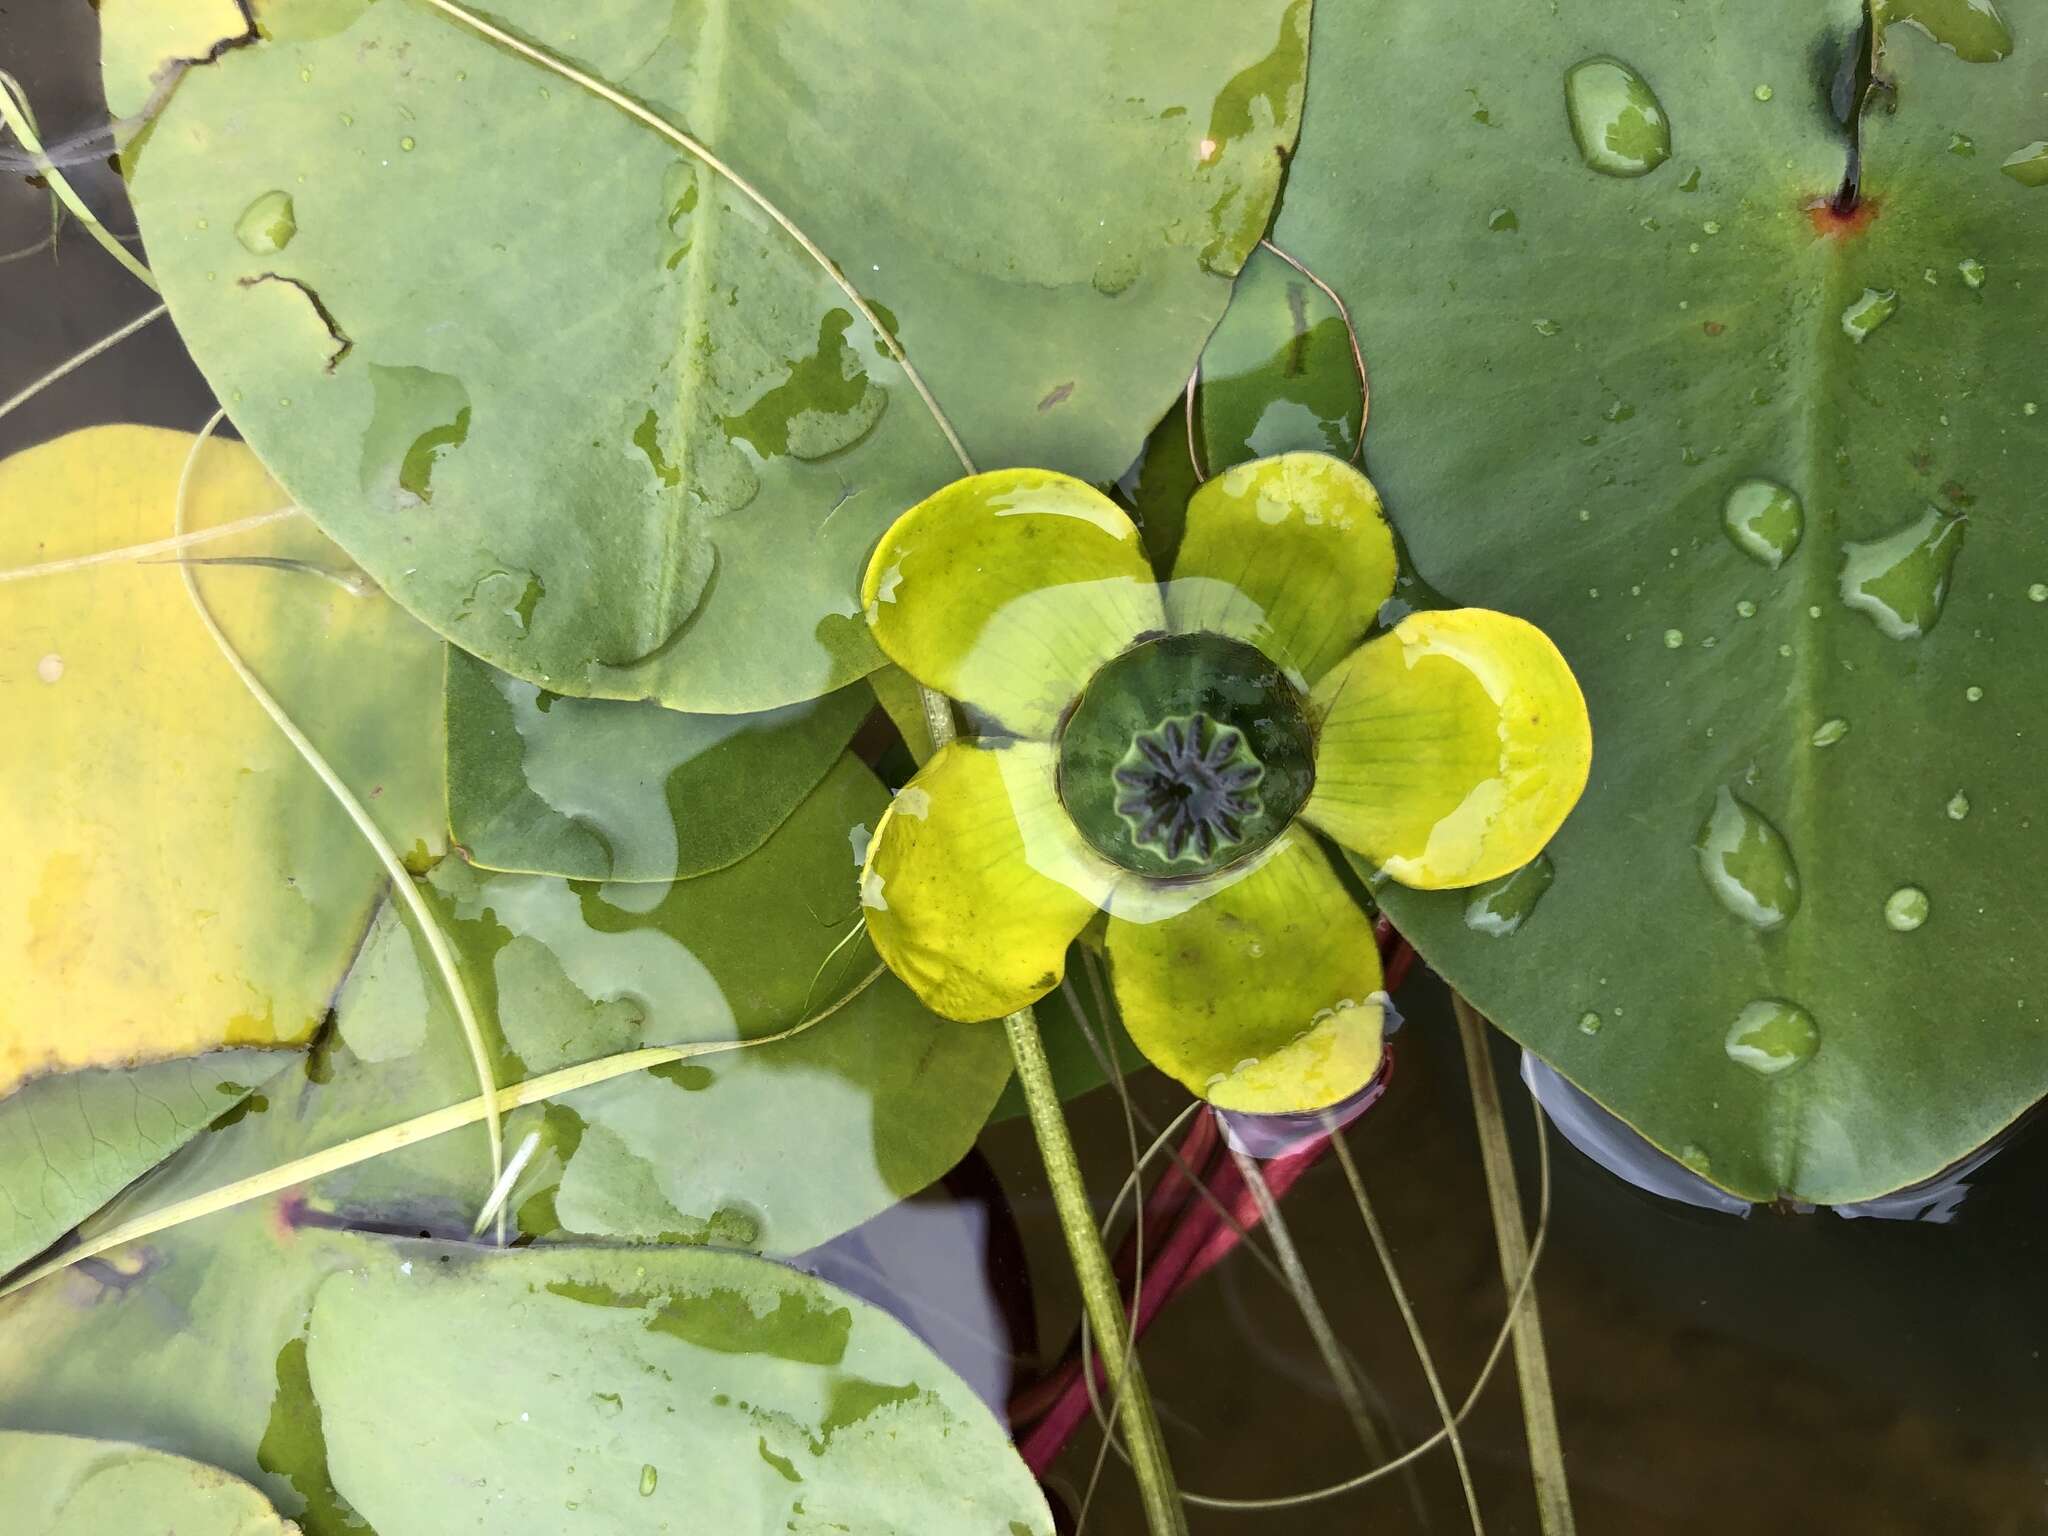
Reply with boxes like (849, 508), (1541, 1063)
(444, 646), (872, 883)
(101, 758), (1009, 1256)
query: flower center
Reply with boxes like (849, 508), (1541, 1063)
(1057, 633), (1314, 877)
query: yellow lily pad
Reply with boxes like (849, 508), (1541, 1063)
(0, 425), (444, 1095)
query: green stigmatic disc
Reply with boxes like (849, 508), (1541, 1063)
(1056, 632), (1315, 878)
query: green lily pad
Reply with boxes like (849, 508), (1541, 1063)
(0, 1430), (294, 1535)
(445, 646), (873, 882)
(101, 757), (1010, 1256)
(0, 1215), (1052, 1533)
(1265, 0), (2048, 1200)
(105, 0), (1308, 713)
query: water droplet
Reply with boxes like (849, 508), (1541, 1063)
(1959, 257), (1987, 289)
(1695, 786), (1800, 931)
(298, 65), (312, 84)
(1753, 83), (1774, 101)
(2029, 583), (2048, 602)
(400, 135), (417, 152)
(339, 111), (353, 127)
(1777, 642), (1793, 657)
(1884, 885), (1930, 932)
(1663, 628), (1685, 648)
(35, 653), (63, 684)
(1736, 599), (1757, 618)
(639, 1464), (658, 1497)
(1578, 1010), (1604, 1036)
(1702, 219), (1722, 235)
(1533, 317), (1562, 337)
(1838, 505), (1966, 639)
(1965, 684), (1985, 702)
(1721, 478), (1803, 569)
(1811, 716), (1849, 747)
(1886, 0), (2013, 61)
(1950, 132), (1977, 156)
(234, 190), (297, 255)
(1680, 1144), (1712, 1174)
(2000, 142), (2048, 186)
(1947, 791), (1971, 820)
(1678, 166), (1700, 191)
(1465, 853), (1555, 937)
(1487, 206), (1520, 232)
(1563, 56), (1672, 178)
(1724, 998), (1820, 1076)
(1840, 287), (1899, 343)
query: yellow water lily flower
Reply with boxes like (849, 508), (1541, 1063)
(857, 452), (1591, 1115)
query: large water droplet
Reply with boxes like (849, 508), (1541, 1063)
(1885, 885), (1931, 931)
(1841, 287), (1898, 343)
(1881, 0), (2013, 61)
(1577, 1010), (1604, 1036)
(1721, 478), (1803, 568)
(234, 190), (297, 255)
(1724, 998), (1820, 1076)
(1811, 716), (1849, 747)
(1838, 505), (1966, 639)
(1947, 791), (1971, 820)
(2001, 142), (2048, 186)
(1563, 57), (1672, 178)
(1464, 853), (1555, 937)
(639, 1464), (658, 1497)
(1695, 786), (1800, 931)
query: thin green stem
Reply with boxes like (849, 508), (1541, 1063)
(0, 72), (157, 292)
(915, 684), (1184, 1531)
(1453, 991), (1576, 1535)
(175, 414), (505, 1226)
(1225, 1143), (1395, 1467)
(1005, 1008), (1187, 1536)
(1330, 1131), (1484, 1534)
(1, 965), (880, 1299)
(0, 508), (302, 585)
(0, 303), (167, 425)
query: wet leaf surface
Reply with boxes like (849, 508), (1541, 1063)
(105, 0), (1309, 712)
(1265, 0), (2048, 1198)
(0, 1215), (1051, 1534)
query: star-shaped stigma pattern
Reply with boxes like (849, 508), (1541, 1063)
(1113, 713), (1266, 865)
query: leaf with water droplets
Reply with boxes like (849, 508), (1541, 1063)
(0, 1216), (1052, 1533)
(104, 0), (1310, 713)
(1241, 0), (2048, 1200)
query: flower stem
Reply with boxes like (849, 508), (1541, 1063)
(915, 681), (1183, 1529)
(1003, 1007), (1188, 1536)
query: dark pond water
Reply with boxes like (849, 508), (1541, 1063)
(7, 7), (2048, 1533)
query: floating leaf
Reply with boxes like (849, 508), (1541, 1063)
(1265, 0), (2048, 1200)
(0, 1215), (1051, 1533)
(0, 426), (442, 1267)
(1, 1429), (295, 1535)
(446, 646), (873, 882)
(106, 0), (1309, 712)
(103, 758), (1009, 1255)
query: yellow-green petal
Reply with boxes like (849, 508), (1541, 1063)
(1163, 452), (1397, 687)
(862, 471), (1166, 738)
(860, 740), (1114, 1021)
(1103, 828), (1384, 1113)
(1304, 608), (1591, 889)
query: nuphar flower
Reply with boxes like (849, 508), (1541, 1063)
(857, 452), (1592, 1115)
